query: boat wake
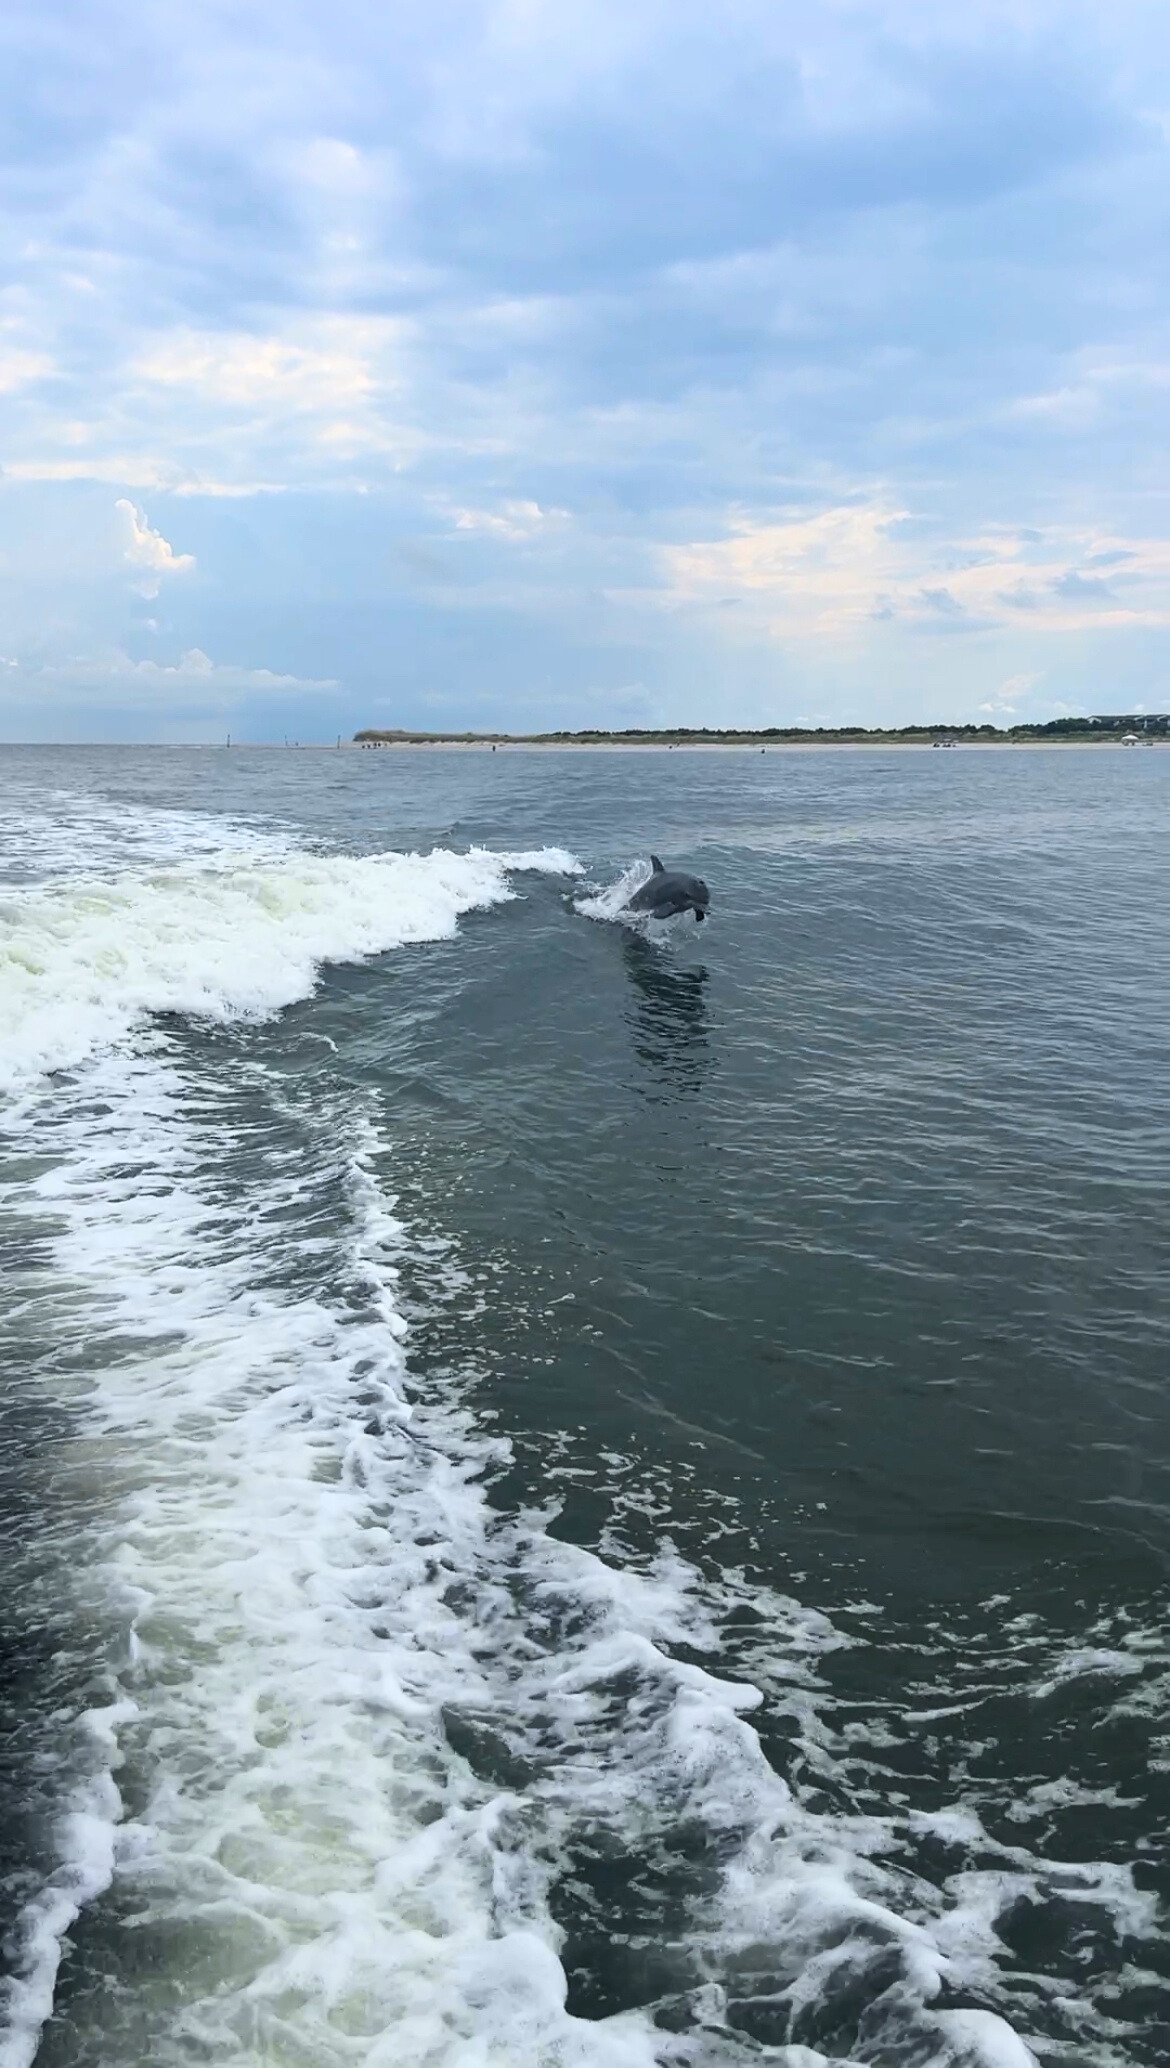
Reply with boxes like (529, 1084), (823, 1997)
(1, 1043), (1071, 2068)
(0, 802), (1155, 2067)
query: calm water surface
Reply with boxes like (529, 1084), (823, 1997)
(0, 743), (1166, 2068)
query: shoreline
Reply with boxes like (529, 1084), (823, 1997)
(348, 736), (1161, 752)
(2, 737), (1165, 753)
(349, 732), (1165, 756)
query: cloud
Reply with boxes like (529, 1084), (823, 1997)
(115, 499), (195, 597)
(1, 0), (1170, 730)
(451, 499), (568, 539)
(654, 502), (1170, 643)
(0, 648), (336, 711)
(65, 648), (332, 690)
(1007, 385), (1101, 429)
(1052, 568), (1114, 600)
(4, 319), (425, 500)
(917, 586), (965, 617)
(4, 459), (287, 495)
(658, 502), (910, 637)
(0, 349), (54, 394)
(979, 670), (1043, 716)
(133, 324), (390, 414)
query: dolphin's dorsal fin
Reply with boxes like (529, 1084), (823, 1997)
(650, 853), (664, 873)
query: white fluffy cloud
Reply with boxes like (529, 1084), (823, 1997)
(0, 648), (335, 711)
(115, 500), (195, 597)
(451, 499), (568, 539)
(3, 317), (424, 501)
(654, 505), (1170, 641)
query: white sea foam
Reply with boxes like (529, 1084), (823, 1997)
(0, 1040), (1082, 2068)
(0, 1053), (673, 2065)
(0, 840), (582, 1091)
(0, 1705), (135, 2068)
(0, 784), (289, 886)
(575, 858), (655, 925)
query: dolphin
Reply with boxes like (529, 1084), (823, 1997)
(625, 854), (710, 922)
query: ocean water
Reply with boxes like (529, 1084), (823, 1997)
(0, 742), (1166, 2068)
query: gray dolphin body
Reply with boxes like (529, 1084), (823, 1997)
(625, 854), (711, 923)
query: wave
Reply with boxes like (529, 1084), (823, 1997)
(0, 842), (582, 1091)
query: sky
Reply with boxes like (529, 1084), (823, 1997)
(2, 0), (1169, 740)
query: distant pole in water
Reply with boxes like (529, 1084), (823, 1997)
(226, 733), (230, 749)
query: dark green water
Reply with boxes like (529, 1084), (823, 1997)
(0, 743), (1167, 2067)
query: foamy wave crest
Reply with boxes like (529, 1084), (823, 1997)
(0, 843), (582, 1090)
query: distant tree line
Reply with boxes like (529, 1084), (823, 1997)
(354, 715), (1167, 745)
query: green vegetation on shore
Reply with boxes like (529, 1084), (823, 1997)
(354, 717), (1164, 747)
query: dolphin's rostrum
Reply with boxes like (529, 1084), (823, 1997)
(625, 854), (711, 923)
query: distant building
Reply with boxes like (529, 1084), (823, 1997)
(1090, 713), (1170, 733)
